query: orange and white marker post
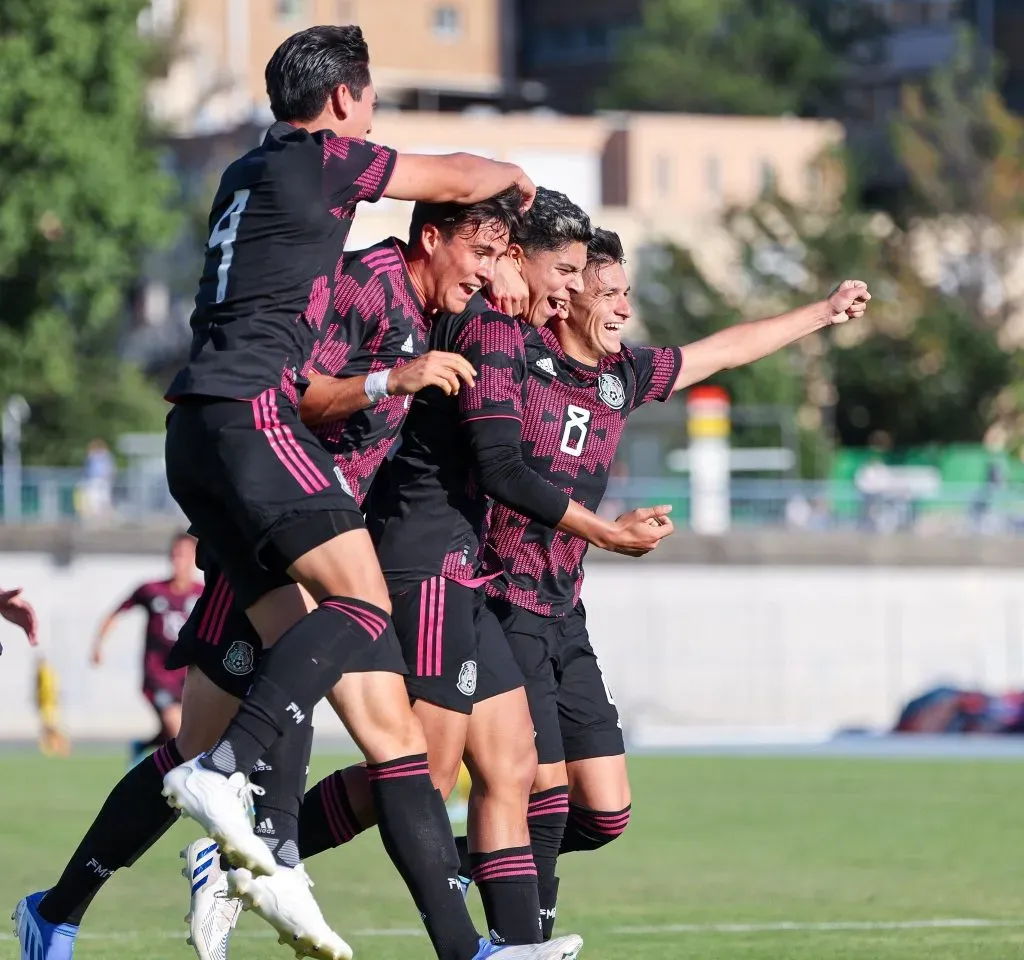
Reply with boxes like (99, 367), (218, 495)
(686, 386), (730, 535)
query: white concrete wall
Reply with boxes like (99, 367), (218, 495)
(2, 553), (1022, 745)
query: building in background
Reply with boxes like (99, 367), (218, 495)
(144, 0), (543, 134)
(516, 0), (642, 114)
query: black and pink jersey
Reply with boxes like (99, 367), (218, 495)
(167, 122), (397, 403)
(486, 326), (682, 616)
(366, 294), (527, 588)
(305, 238), (430, 507)
(116, 579), (203, 689)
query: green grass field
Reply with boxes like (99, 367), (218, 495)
(3, 751), (1024, 960)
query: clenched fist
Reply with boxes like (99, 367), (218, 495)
(827, 280), (871, 325)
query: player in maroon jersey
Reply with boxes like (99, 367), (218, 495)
(471, 228), (871, 938)
(90, 532), (202, 767)
(22, 191), (586, 960)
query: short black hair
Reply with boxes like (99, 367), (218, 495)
(587, 228), (626, 270)
(265, 25), (371, 122)
(514, 187), (592, 254)
(408, 185), (524, 249)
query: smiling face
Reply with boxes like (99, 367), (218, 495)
(419, 220), (512, 313)
(515, 241), (588, 328)
(565, 259), (631, 361)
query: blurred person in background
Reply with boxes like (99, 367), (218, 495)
(78, 439), (116, 520)
(90, 532), (200, 767)
(452, 228), (870, 939)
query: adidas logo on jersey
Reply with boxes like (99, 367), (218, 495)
(535, 357), (555, 376)
(401, 334), (414, 353)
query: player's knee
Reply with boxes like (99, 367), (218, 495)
(567, 802), (632, 850)
(427, 755), (463, 799)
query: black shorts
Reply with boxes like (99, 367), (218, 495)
(488, 598), (624, 765)
(167, 564), (407, 700)
(165, 392), (364, 607)
(391, 577), (523, 714)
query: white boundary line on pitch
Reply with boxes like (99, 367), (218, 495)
(611, 919), (1024, 935)
(5, 919), (1024, 942)
(0, 928), (425, 942)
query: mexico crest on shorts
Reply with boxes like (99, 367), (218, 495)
(457, 660), (477, 697)
(223, 640), (255, 676)
(597, 373), (625, 410)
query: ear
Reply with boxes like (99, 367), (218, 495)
(419, 222), (441, 257)
(506, 243), (525, 272)
(329, 84), (352, 121)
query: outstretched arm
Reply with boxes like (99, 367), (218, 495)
(672, 280), (871, 393)
(385, 153), (535, 209)
(90, 593), (139, 666)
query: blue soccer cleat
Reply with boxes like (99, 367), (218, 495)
(12, 891), (78, 960)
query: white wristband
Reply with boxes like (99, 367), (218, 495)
(364, 369), (391, 404)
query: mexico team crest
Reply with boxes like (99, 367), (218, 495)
(597, 373), (625, 410)
(457, 660), (477, 697)
(223, 640), (255, 676)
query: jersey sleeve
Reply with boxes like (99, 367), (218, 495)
(115, 586), (147, 614)
(454, 310), (527, 423)
(321, 137), (398, 213)
(629, 345), (684, 408)
(455, 310), (569, 528)
(307, 271), (387, 377)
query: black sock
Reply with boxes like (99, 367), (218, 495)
(250, 715), (314, 867)
(470, 847), (542, 945)
(369, 755), (481, 960)
(455, 834), (471, 877)
(38, 741), (183, 925)
(528, 787), (569, 939)
(560, 802), (632, 853)
(200, 598), (392, 777)
(299, 766), (373, 859)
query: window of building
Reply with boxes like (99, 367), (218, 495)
(433, 5), (463, 40)
(654, 154), (673, 198)
(706, 155), (722, 201)
(276, 0), (306, 20)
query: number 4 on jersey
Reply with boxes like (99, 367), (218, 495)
(208, 188), (250, 304)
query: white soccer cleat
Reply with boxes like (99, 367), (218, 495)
(181, 839), (242, 960)
(228, 865), (352, 960)
(476, 934), (584, 960)
(162, 758), (277, 877)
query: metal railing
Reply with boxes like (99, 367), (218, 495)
(0, 469), (1021, 535)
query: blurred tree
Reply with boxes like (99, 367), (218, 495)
(636, 146), (1020, 467)
(0, 0), (178, 465)
(602, 0), (886, 117)
(888, 28), (1024, 449)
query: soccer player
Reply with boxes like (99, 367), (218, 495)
(16, 192), (585, 960)
(90, 532), (201, 766)
(0, 586), (37, 652)
(469, 228), (871, 938)
(289, 189), (673, 950)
